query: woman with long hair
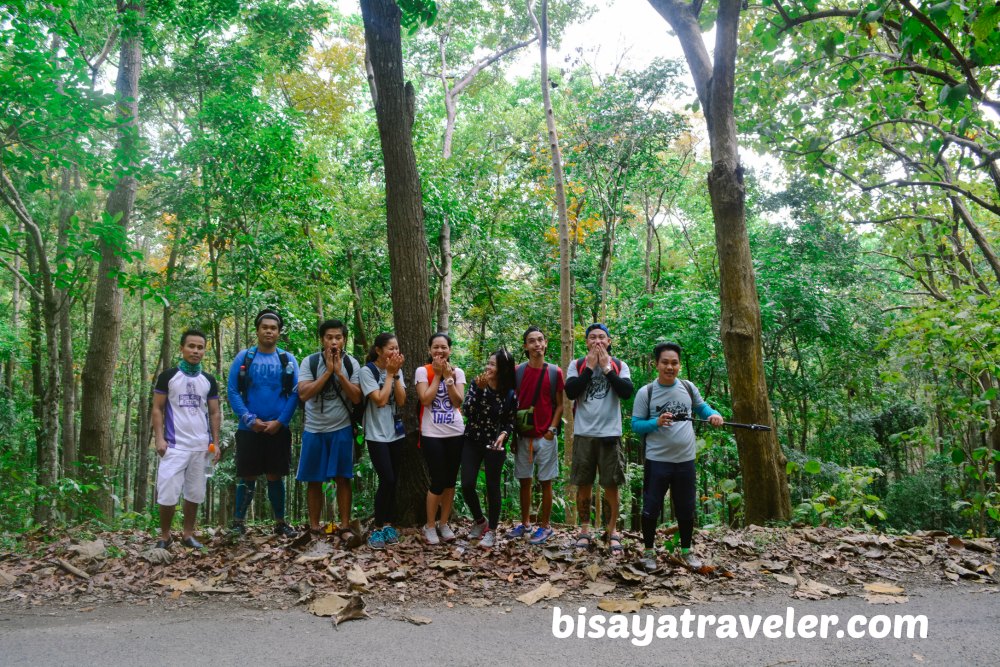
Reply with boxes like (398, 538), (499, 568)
(460, 348), (517, 548)
(359, 333), (406, 550)
(415, 332), (466, 544)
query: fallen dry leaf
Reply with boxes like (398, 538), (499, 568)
(308, 594), (351, 617)
(582, 582), (616, 596)
(68, 540), (106, 561)
(792, 579), (843, 601)
(429, 560), (469, 571)
(597, 599), (642, 613)
(516, 582), (564, 606)
(0, 569), (17, 587)
(864, 582), (905, 595)
(583, 563), (600, 582)
(347, 566), (369, 588)
(865, 593), (910, 605)
(641, 595), (682, 608)
(773, 574), (797, 586)
(531, 557), (551, 576)
(404, 614), (432, 625)
(332, 595), (368, 626)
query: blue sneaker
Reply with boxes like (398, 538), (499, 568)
(506, 523), (531, 539)
(382, 526), (399, 545)
(528, 526), (553, 545)
(368, 529), (385, 550)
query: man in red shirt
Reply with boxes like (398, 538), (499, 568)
(508, 327), (565, 545)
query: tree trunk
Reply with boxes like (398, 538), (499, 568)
(57, 168), (77, 479)
(527, 0), (576, 523)
(78, 3), (143, 518)
(4, 223), (20, 395)
(436, 214), (452, 332)
(360, 0), (434, 526)
(649, 0), (789, 523)
(134, 292), (151, 513)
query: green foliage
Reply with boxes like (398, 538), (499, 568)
(793, 462), (887, 528)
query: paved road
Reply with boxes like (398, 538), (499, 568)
(2, 584), (998, 666)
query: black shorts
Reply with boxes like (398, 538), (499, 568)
(235, 428), (292, 478)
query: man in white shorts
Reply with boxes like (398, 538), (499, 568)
(509, 326), (564, 545)
(152, 329), (221, 549)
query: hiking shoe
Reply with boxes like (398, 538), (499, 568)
(230, 522), (247, 537)
(274, 522), (298, 539)
(468, 519), (488, 540)
(528, 526), (554, 545)
(368, 529), (386, 550)
(437, 522), (456, 542)
(180, 536), (204, 549)
(154, 538), (173, 550)
(638, 549), (658, 573)
(506, 523), (530, 539)
(423, 524), (440, 545)
(479, 530), (496, 548)
(682, 551), (703, 569)
(382, 526), (399, 545)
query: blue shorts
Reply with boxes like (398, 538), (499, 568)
(296, 427), (354, 482)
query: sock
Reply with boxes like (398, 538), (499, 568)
(234, 479), (256, 521)
(678, 519), (694, 550)
(267, 479), (286, 522)
(641, 513), (658, 550)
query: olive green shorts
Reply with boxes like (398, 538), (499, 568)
(570, 435), (625, 487)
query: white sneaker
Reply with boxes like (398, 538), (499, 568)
(437, 522), (456, 542)
(468, 519), (488, 540)
(423, 524), (440, 545)
(479, 530), (496, 548)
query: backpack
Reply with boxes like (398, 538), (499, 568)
(515, 363), (558, 404)
(237, 346), (294, 400)
(306, 352), (364, 433)
(574, 357), (623, 390)
(514, 362), (559, 435)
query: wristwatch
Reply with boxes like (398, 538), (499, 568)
(445, 377), (455, 387)
(546, 426), (556, 435)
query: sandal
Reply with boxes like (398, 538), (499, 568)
(574, 532), (593, 551)
(608, 533), (624, 556)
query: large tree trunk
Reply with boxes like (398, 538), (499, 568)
(134, 292), (151, 513)
(360, 0), (433, 526)
(649, 0), (789, 523)
(57, 168), (76, 479)
(78, 1), (144, 518)
(346, 248), (368, 356)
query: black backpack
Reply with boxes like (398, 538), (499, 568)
(306, 352), (365, 434)
(237, 346), (294, 400)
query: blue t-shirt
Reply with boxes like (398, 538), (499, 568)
(227, 348), (299, 430)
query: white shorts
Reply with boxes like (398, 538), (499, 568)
(156, 448), (208, 506)
(514, 436), (559, 481)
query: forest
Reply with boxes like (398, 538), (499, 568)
(1, 0), (998, 547)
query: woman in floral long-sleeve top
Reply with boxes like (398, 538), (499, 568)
(460, 348), (517, 548)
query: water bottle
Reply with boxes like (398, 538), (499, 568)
(205, 443), (216, 478)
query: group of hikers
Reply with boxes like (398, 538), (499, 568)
(152, 309), (724, 571)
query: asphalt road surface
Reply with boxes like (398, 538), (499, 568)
(2, 584), (998, 666)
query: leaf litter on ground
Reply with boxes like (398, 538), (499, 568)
(1, 523), (996, 617)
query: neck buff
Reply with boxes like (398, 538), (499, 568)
(179, 358), (202, 375)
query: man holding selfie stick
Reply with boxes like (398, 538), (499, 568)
(631, 342), (723, 572)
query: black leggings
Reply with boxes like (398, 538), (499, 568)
(368, 440), (403, 527)
(460, 443), (506, 530)
(421, 435), (464, 495)
(641, 459), (697, 549)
